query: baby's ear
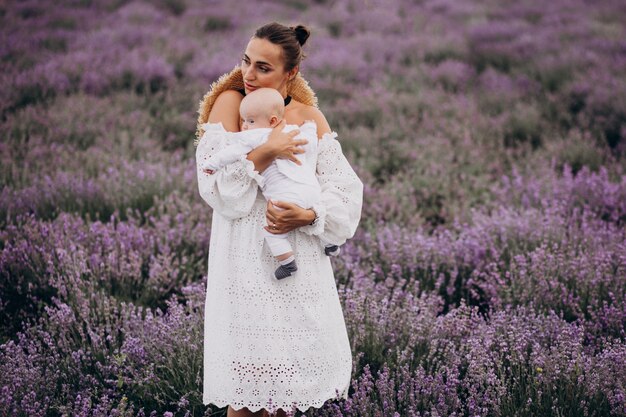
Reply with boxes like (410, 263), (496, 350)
(270, 116), (280, 127)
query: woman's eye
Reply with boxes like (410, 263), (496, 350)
(259, 67), (269, 73)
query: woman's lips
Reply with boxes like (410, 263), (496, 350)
(244, 82), (257, 91)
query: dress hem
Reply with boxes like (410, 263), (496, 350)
(202, 383), (350, 414)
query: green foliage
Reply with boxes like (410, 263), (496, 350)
(423, 45), (466, 65)
(40, 37), (67, 52)
(278, 0), (309, 10)
(50, 16), (77, 29)
(203, 16), (232, 32)
(158, 0), (186, 16)
(553, 133), (606, 175)
(327, 21), (342, 38)
(503, 104), (543, 149)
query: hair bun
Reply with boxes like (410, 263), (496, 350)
(291, 25), (310, 46)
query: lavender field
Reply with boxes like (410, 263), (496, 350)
(1, 0), (625, 415)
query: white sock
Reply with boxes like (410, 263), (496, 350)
(279, 255), (295, 265)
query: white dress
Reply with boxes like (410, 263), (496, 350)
(196, 122), (364, 413)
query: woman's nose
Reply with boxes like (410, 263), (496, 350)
(243, 66), (255, 80)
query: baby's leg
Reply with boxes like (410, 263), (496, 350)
(324, 244), (340, 256)
(263, 230), (298, 279)
(263, 231), (293, 258)
(319, 236), (341, 257)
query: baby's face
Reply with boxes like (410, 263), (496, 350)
(241, 112), (273, 131)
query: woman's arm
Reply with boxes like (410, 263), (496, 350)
(196, 91), (264, 219)
(266, 107), (363, 237)
(207, 90), (242, 132)
(264, 199), (316, 234)
(296, 128), (363, 244)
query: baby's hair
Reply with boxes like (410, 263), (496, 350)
(268, 98), (285, 120)
(240, 88), (285, 121)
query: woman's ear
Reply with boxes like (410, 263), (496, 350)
(288, 66), (299, 81)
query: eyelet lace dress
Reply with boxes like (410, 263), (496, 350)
(196, 123), (364, 413)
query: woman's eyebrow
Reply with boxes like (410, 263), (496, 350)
(243, 54), (273, 67)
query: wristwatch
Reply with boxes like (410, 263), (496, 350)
(309, 207), (319, 226)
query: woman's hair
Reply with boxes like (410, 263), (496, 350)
(254, 22), (310, 72)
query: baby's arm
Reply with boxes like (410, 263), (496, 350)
(201, 141), (255, 173)
(200, 131), (268, 174)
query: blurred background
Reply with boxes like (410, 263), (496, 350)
(1, 0), (625, 416)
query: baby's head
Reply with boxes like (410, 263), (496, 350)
(240, 88), (284, 131)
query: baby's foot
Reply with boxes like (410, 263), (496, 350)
(275, 260), (297, 279)
(324, 245), (340, 257)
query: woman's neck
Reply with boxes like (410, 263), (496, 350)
(277, 84), (288, 99)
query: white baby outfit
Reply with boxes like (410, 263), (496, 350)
(200, 121), (336, 260)
(196, 122), (363, 413)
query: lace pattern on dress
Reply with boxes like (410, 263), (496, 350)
(198, 129), (363, 413)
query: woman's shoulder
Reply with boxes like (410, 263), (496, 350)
(213, 89), (245, 106)
(208, 89), (244, 131)
(291, 100), (331, 136)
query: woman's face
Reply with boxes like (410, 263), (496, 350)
(241, 37), (295, 96)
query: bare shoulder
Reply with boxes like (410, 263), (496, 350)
(208, 90), (243, 132)
(298, 104), (331, 138)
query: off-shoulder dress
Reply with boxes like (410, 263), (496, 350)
(196, 121), (363, 413)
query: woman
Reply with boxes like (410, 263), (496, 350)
(195, 22), (363, 417)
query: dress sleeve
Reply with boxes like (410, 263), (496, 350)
(200, 129), (269, 172)
(298, 132), (364, 245)
(195, 123), (265, 220)
(201, 140), (257, 171)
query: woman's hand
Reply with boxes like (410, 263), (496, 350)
(266, 120), (307, 165)
(264, 199), (316, 234)
(246, 120), (307, 173)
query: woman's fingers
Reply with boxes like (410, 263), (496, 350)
(266, 200), (285, 231)
(292, 139), (308, 154)
(264, 225), (286, 234)
(265, 199), (308, 234)
(290, 155), (302, 165)
(287, 138), (308, 164)
(266, 200), (295, 229)
(265, 205), (280, 231)
(270, 200), (295, 210)
(267, 128), (309, 162)
(267, 200), (289, 217)
(266, 200), (277, 223)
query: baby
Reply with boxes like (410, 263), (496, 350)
(200, 88), (341, 280)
